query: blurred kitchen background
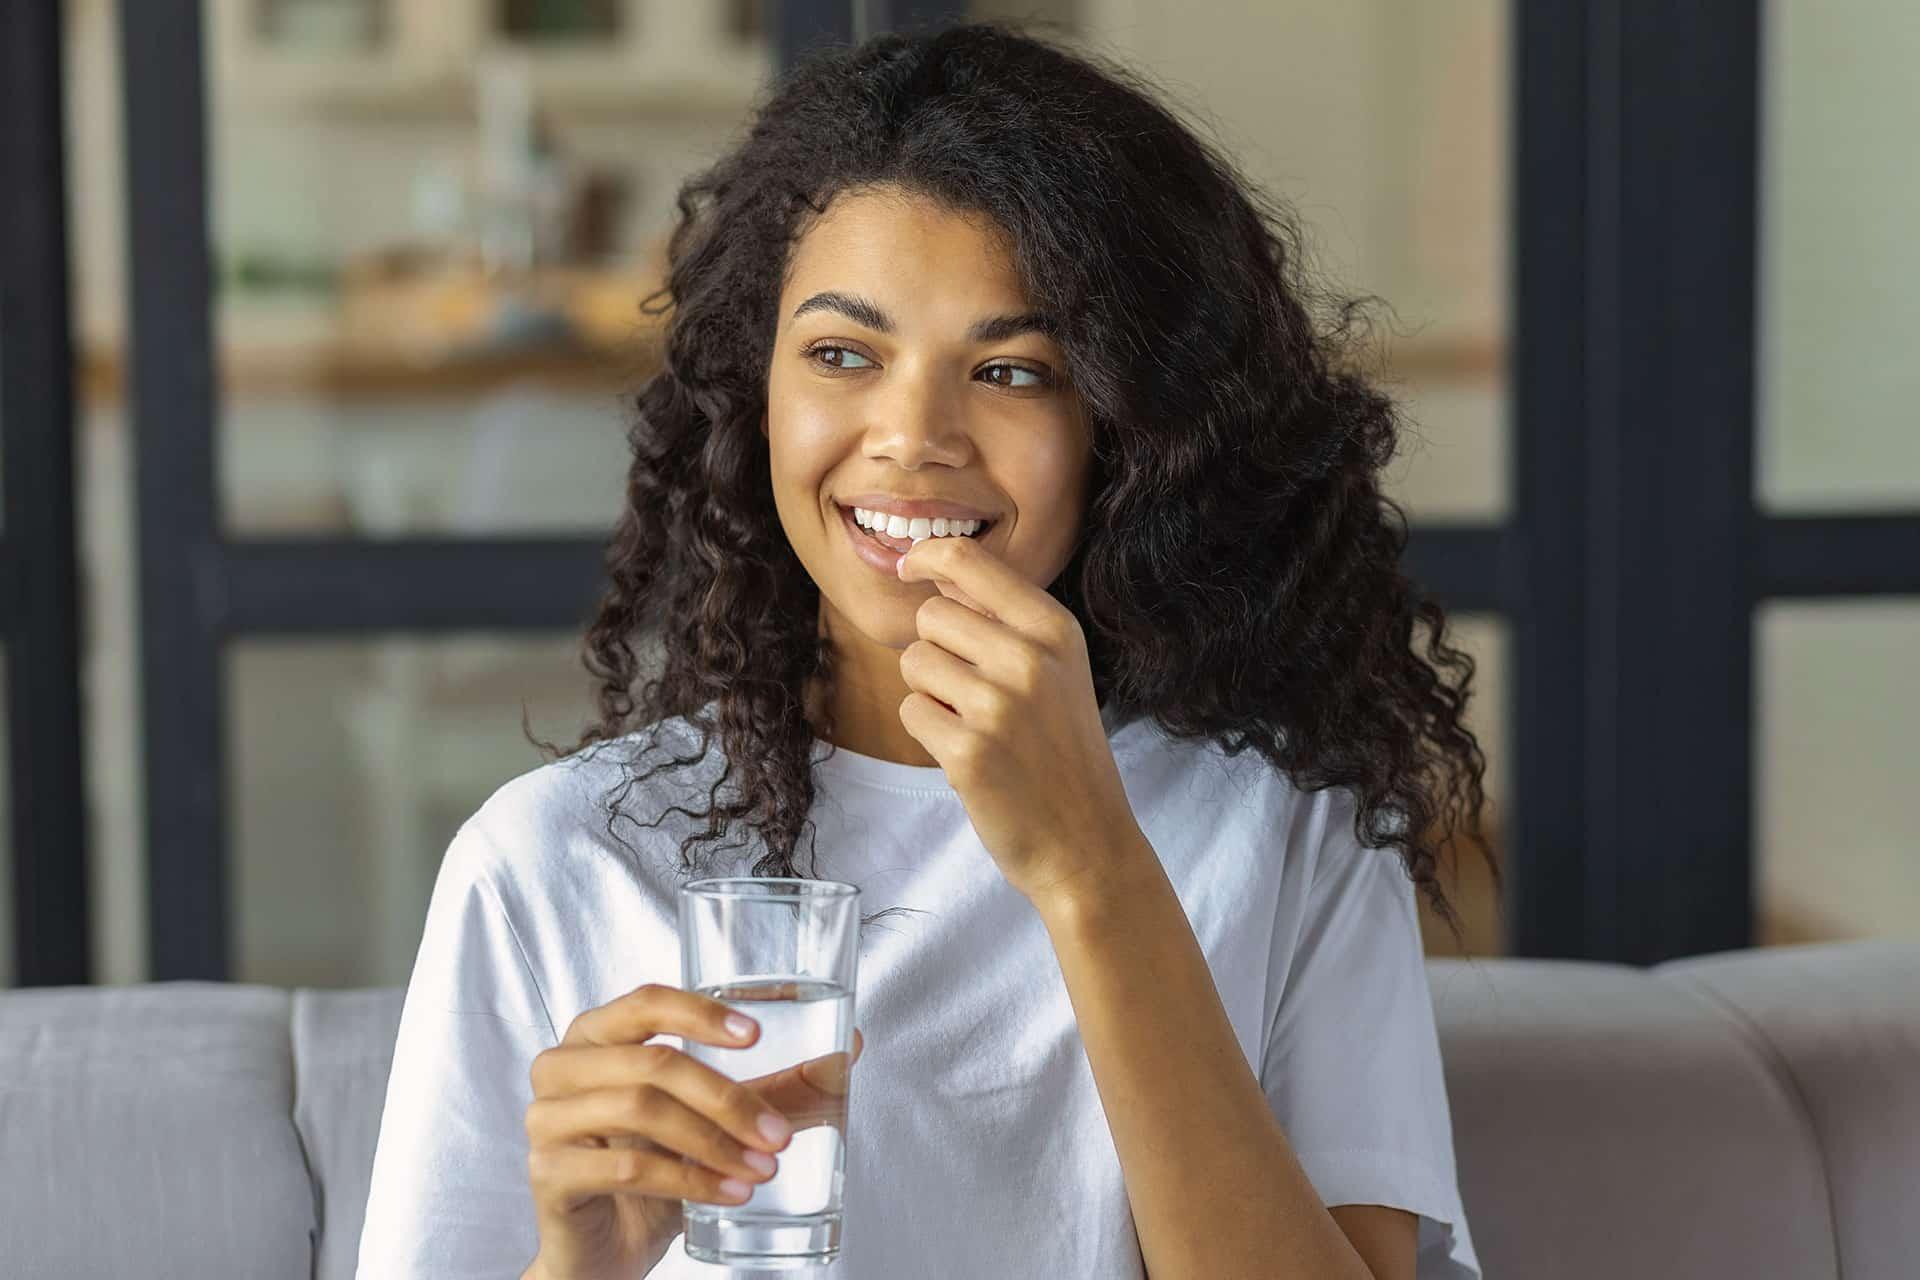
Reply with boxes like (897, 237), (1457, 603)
(2, 0), (1915, 991)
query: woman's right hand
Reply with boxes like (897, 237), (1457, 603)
(521, 982), (863, 1280)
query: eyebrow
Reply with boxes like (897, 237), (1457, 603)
(790, 290), (1058, 344)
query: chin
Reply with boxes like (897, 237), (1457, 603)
(818, 587), (913, 650)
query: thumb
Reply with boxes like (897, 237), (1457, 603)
(800, 1026), (863, 1095)
(746, 1028), (864, 1125)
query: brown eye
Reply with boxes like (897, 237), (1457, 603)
(806, 344), (873, 371)
(981, 362), (1051, 390)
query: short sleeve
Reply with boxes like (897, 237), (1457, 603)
(1260, 790), (1481, 1280)
(355, 821), (559, 1279)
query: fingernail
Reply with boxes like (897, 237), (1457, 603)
(725, 1014), (754, 1040)
(719, 1178), (752, 1201)
(742, 1149), (777, 1176)
(759, 1112), (792, 1144)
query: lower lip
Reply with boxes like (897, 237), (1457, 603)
(837, 504), (991, 576)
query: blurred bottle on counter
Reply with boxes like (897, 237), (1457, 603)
(474, 55), (573, 275)
(410, 159), (468, 251)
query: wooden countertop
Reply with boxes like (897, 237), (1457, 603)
(77, 336), (665, 407)
(76, 333), (1500, 409)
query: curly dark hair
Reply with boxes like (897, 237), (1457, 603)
(536, 17), (1502, 951)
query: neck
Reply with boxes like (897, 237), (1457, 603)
(805, 667), (941, 769)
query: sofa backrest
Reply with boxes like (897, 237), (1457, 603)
(1650, 942), (1919, 1279)
(0, 983), (317, 1278)
(2, 941), (1915, 1279)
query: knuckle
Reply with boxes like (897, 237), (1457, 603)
(613, 1147), (648, 1184)
(725, 1082), (761, 1121)
(709, 1131), (744, 1167)
(627, 1084), (663, 1125)
(528, 1049), (555, 1095)
(952, 734), (989, 774)
(633, 1042), (676, 1074)
(526, 1146), (555, 1188)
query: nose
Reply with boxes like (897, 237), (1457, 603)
(862, 373), (974, 469)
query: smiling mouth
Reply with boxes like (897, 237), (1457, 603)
(839, 504), (995, 548)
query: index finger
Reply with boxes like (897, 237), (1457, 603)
(896, 531), (1047, 629)
(561, 982), (759, 1050)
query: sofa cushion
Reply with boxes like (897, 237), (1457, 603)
(0, 980), (315, 1278)
(1655, 940), (1920, 1280)
(5, 944), (1911, 1280)
(293, 986), (406, 1280)
(1428, 958), (1837, 1280)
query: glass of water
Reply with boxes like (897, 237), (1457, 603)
(677, 876), (861, 1270)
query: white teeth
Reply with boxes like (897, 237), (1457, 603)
(853, 507), (983, 539)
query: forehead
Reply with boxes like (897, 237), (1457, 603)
(782, 188), (1029, 309)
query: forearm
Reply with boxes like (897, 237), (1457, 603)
(1032, 830), (1374, 1280)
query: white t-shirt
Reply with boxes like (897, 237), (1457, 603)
(356, 703), (1480, 1279)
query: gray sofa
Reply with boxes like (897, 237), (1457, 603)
(2, 939), (1915, 1279)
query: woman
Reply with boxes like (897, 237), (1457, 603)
(357, 19), (1494, 1280)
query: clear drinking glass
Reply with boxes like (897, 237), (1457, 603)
(677, 876), (862, 1270)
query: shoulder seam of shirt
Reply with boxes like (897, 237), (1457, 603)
(1259, 768), (1296, 1062)
(1302, 784), (1349, 892)
(1301, 785), (1412, 898)
(461, 818), (562, 1048)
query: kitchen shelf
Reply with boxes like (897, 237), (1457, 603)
(209, 0), (771, 119)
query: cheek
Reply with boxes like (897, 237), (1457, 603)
(765, 404), (858, 556)
(766, 404), (837, 492)
(994, 430), (1090, 544)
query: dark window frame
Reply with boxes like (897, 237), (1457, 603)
(1513, 0), (1920, 963)
(1509, 1), (1770, 962)
(2, 0), (91, 987)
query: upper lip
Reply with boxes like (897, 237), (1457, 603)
(838, 494), (997, 523)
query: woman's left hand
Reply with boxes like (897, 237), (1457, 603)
(894, 533), (1144, 908)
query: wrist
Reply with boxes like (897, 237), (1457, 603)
(1028, 825), (1162, 927)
